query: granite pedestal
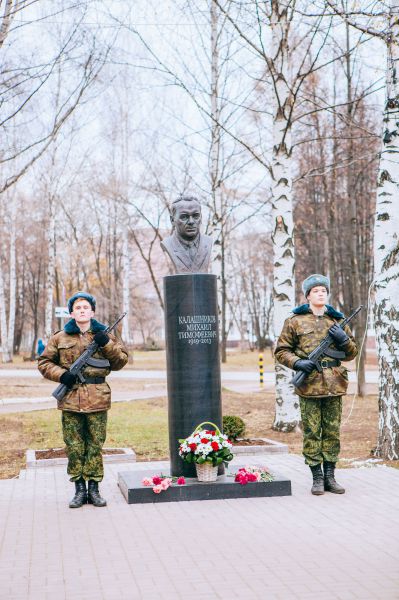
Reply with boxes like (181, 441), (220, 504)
(118, 467), (292, 504)
(164, 273), (222, 477)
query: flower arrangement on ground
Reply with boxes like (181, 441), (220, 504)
(179, 422), (234, 467)
(233, 466), (274, 485)
(142, 474), (186, 494)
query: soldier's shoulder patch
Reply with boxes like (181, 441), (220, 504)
(288, 311), (302, 320)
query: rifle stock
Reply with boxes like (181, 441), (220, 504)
(291, 369), (308, 389)
(53, 382), (69, 402)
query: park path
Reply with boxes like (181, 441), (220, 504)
(0, 368), (378, 413)
(0, 368), (379, 383)
(0, 453), (398, 600)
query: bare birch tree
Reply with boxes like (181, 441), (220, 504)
(323, 0), (399, 460)
(373, 3), (399, 459)
(1, 1), (115, 195)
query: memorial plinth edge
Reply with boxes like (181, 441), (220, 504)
(118, 468), (292, 504)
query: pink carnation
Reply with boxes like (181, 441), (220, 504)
(177, 477), (186, 485)
(153, 485), (162, 494)
(142, 477), (153, 487)
(160, 478), (172, 490)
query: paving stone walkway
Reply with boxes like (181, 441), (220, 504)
(0, 454), (398, 600)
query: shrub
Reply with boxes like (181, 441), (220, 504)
(223, 415), (246, 440)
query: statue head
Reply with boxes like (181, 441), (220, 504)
(171, 196), (202, 242)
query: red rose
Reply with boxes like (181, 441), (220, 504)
(177, 477), (186, 485)
(152, 476), (162, 485)
(211, 441), (219, 451)
(189, 443), (197, 451)
(247, 473), (257, 482)
(235, 473), (248, 485)
(201, 438), (209, 444)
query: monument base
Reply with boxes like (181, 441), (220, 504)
(118, 466), (292, 504)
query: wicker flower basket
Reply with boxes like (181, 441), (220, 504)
(195, 462), (218, 482)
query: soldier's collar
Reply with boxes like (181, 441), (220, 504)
(292, 303), (344, 318)
(64, 318), (107, 335)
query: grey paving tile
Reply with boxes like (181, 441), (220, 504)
(0, 455), (398, 600)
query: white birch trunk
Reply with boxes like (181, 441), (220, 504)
(209, 0), (222, 279)
(373, 2), (399, 459)
(122, 224), (132, 345)
(0, 258), (10, 362)
(45, 197), (56, 340)
(270, 1), (300, 431)
(0, 200), (11, 362)
(7, 200), (16, 358)
(209, 0), (228, 362)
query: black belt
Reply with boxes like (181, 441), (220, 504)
(80, 377), (106, 384)
(320, 358), (341, 368)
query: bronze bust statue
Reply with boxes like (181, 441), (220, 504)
(161, 196), (213, 274)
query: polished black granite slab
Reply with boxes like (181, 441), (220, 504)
(164, 274), (223, 477)
(118, 467), (292, 504)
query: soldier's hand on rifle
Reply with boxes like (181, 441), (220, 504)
(328, 323), (349, 347)
(60, 371), (77, 388)
(94, 331), (110, 347)
(293, 359), (315, 374)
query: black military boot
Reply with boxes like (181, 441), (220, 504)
(87, 480), (107, 507)
(324, 461), (345, 494)
(310, 464), (325, 495)
(69, 478), (87, 508)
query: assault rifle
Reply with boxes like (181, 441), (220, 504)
(52, 312), (127, 402)
(290, 306), (363, 389)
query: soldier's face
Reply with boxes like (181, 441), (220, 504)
(172, 201), (202, 241)
(71, 300), (94, 325)
(307, 286), (328, 307)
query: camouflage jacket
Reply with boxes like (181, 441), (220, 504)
(274, 304), (358, 398)
(38, 318), (128, 413)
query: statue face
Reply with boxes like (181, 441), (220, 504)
(172, 200), (202, 241)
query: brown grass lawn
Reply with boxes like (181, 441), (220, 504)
(1, 390), (396, 480)
(0, 348), (276, 372)
(0, 377), (158, 399)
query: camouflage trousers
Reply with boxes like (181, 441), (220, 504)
(299, 396), (342, 467)
(62, 411), (107, 482)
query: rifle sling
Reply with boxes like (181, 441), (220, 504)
(318, 358), (341, 368)
(78, 377), (106, 384)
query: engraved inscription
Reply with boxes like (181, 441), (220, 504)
(178, 315), (217, 345)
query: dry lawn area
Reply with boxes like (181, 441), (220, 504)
(0, 348), (275, 373)
(0, 377), (160, 400)
(1, 389), (395, 480)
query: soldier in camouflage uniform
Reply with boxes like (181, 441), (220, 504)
(38, 292), (128, 508)
(275, 274), (358, 495)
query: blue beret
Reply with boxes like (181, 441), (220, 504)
(67, 291), (96, 313)
(302, 274), (330, 297)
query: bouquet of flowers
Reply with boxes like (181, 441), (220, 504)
(233, 465), (274, 485)
(142, 474), (186, 494)
(179, 421), (234, 467)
